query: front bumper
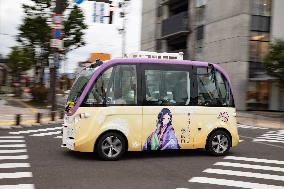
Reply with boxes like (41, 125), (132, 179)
(62, 123), (75, 150)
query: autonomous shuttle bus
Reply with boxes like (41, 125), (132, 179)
(62, 57), (239, 160)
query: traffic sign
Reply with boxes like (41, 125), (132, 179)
(50, 39), (64, 50)
(52, 28), (64, 39)
(52, 14), (64, 24)
(74, 0), (84, 4)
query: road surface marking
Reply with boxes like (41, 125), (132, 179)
(30, 130), (62, 136)
(0, 163), (30, 169)
(203, 168), (284, 181)
(224, 156), (284, 165)
(0, 184), (34, 189)
(0, 155), (28, 160)
(0, 172), (32, 179)
(214, 162), (284, 172)
(0, 144), (26, 148)
(188, 177), (284, 189)
(257, 136), (284, 140)
(0, 149), (27, 153)
(0, 140), (25, 143)
(237, 125), (268, 130)
(54, 136), (62, 139)
(253, 139), (284, 144)
(0, 136), (24, 139)
(9, 127), (62, 135)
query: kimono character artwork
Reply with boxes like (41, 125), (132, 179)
(143, 108), (180, 150)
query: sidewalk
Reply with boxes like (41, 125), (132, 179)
(0, 95), (63, 128)
(237, 111), (284, 129)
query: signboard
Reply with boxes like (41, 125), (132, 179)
(93, 2), (110, 24)
(50, 39), (64, 50)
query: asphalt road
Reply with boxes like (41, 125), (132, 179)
(0, 124), (283, 189)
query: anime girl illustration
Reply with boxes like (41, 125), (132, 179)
(143, 108), (180, 150)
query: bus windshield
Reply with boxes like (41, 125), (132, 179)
(67, 67), (97, 104)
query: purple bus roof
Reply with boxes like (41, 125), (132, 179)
(68, 58), (232, 115)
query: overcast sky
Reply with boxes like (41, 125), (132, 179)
(0, 0), (142, 73)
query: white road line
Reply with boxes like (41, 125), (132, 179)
(0, 163), (30, 169)
(0, 155), (28, 160)
(261, 133), (284, 137)
(188, 177), (284, 189)
(204, 168), (284, 181)
(0, 184), (34, 189)
(253, 139), (284, 144)
(0, 172), (32, 179)
(54, 136), (62, 139)
(0, 140), (25, 143)
(30, 131), (62, 136)
(0, 149), (27, 153)
(9, 127), (62, 135)
(237, 125), (268, 130)
(224, 156), (284, 165)
(0, 144), (26, 148)
(0, 136), (24, 139)
(257, 136), (284, 141)
(214, 162), (284, 172)
(239, 140), (244, 142)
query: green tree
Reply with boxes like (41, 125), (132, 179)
(263, 40), (284, 87)
(17, 0), (88, 84)
(263, 39), (284, 110)
(7, 47), (34, 76)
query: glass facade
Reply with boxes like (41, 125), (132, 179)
(247, 0), (272, 110)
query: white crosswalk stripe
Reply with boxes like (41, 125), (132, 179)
(237, 124), (268, 130)
(9, 126), (62, 135)
(0, 184), (34, 189)
(188, 155), (284, 189)
(254, 130), (284, 144)
(9, 126), (62, 139)
(0, 136), (34, 188)
(30, 130), (62, 136)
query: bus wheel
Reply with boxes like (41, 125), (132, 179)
(206, 130), (231, 156)
(96, 132), (126, 161)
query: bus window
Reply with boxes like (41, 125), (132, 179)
(82, 65), (137, 106)
(197, 67), (233, 107)
(144, 69), (191, 106)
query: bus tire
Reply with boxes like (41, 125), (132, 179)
(206, 130), (231, 156)
(96, 132), (126, 161)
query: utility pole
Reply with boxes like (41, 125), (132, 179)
(119, 0), (129, 57)
(50, 0), (65, 120)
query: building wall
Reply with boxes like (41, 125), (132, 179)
(271, 0), (284, 40)
(202, 0), (251, 110)
(141, 0), (158, 51)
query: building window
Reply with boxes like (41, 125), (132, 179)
(196, 0), (207, 8)
(249, 40), (269, 62)
(252, 0), (272, 16)
(196, 25), (204, 40)
(246, 81), (269, 110)
(157, 6), (163, 17)
(251, 15), (270, 32)
(196, 7), (205, 26)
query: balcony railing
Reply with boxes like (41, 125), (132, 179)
(161, 11), (189, 38)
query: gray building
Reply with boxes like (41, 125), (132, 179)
(141, 0), (284, 111)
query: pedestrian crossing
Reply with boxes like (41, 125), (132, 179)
(0, 136), (34, 189)
(187, 155), (284, 189)
(9, 126), (62, 139)
(237, 124), (269, 130)
(254, 130), (284, 144)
